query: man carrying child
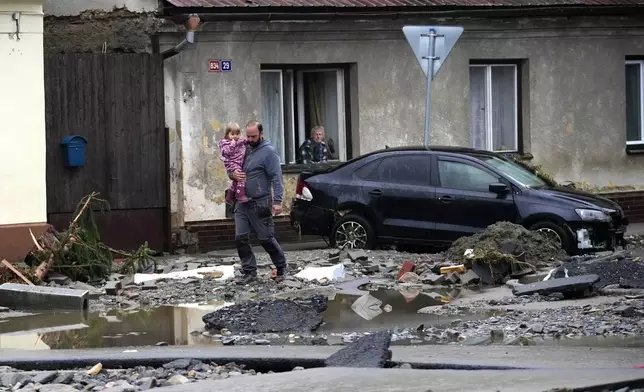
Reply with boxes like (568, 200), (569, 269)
(224, 120), (288, 285)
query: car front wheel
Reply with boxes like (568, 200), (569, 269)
(330, 214), (376, 250)
(529, 221), (573, 254)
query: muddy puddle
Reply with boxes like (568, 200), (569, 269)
(0, 288), (473, 350)
(2, 286), (643, 350)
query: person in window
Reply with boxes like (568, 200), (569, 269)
(299, 126), (328, 164)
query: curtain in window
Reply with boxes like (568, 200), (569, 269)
(323, 71), (340, 160)
(260, 71), (285, 162)
(626, 63), (642, 142)
(469, 67), (487, 150)
(491, 66), (516, 151)
(305, 71), (340, 160)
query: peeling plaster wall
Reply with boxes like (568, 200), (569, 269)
(162, 15), (644, 223)
(43, 6), (161, 54)
(44, 0), (158, 16)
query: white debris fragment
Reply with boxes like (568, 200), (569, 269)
(464, 249), (474, 259)
(133, 266), (235, 284)
(351, 293), (383, 320)
(294, 263), (345, 282)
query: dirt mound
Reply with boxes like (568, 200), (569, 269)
(445, 221), (566, 270)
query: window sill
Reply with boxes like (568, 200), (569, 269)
(281, 162), (342, 174)
(626, 144), (644, 155)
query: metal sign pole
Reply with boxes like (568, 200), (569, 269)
(402, 25), (464, 150)
(422, 28), (437, 148)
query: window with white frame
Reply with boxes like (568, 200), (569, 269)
(260, 66), (348, 164)
(469, 63), (519, 152)
(626, 60), (643, 144)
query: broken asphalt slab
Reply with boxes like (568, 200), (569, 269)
(146, 367), (644, 392)
(2, 345), (642, 372)
(512, 274), (600, 298)
(151, 368), (644, 392)
(324, 331), (392, 368)
(202, 295), (328, 333)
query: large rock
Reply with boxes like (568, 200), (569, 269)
(324, 330), (392, 368)
(202, 295), (327, 333)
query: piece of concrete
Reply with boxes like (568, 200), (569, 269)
(363, 265), (380, 274)
(108, 273), (126, 281)
(324, 330), (392, 368)
(104, 281), (122, 295)
(459, 270), (480, 285)
(512, 274), (600, 298)
(420, 272), (446, 285)
(47, 273), (71, 285)
(186, 263), (202, 271)
(31, 371), (58, 385)
(398, 272), (420, 283)
(141, 281), (158, 290)
(348, 250), (368, 262)
(397, 261), (416, 280)
(0, 283), (89, 311)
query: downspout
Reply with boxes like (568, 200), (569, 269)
(162, 13), (200, 60)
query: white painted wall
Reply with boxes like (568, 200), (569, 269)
(0, 0), (47, 226)
(44, 0), (158, 16)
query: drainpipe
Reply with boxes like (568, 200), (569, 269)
(162, 13), (200, 60)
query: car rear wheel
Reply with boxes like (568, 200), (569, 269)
(529, 221), (572, 253)
(330, 214), (376, 250)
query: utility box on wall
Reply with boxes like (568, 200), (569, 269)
(61, 135), (87, 168)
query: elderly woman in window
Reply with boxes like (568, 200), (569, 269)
(299, 126), (328, 164)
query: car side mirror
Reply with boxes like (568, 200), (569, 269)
(489, 183), (509, 194)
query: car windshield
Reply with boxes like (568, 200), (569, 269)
(478, 155), (549, 188)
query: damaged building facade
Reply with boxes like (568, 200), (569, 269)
(159, 0), (644, 249)
(43, 0), (160, 53)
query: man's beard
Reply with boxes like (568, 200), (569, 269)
(249, 139), (261, 147)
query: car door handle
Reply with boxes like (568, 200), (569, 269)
(369, 189), (383, 196)
(439, 195), (453, 203)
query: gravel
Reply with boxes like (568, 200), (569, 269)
(0, 360), (288, 392)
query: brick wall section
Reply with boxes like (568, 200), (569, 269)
(186, 216), (319, 252)
(602, 190), (644, 224)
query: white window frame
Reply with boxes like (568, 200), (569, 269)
(626, 60), (644, 145)
(297, 68), (347, 162)
(469, 63), (519, 152)
(259, 69), (286, 162)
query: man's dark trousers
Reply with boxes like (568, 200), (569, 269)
(234, 197), (286, 276)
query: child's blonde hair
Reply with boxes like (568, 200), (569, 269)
(224, 122), (241, 139)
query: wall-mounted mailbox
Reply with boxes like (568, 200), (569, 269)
(61, 135), (87, 168)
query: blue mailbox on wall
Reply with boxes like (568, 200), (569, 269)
(61, 135), (88, 168)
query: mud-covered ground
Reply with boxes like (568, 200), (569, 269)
(4, 224), (644, 352)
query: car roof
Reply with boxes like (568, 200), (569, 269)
(367, 145), (500, 158)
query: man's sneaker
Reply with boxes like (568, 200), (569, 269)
(271, 267), (288, 283)
(235, 273), (257, 285)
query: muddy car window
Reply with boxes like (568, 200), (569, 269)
(438, 160), (497, 192)
(371, 155), (430, 186)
